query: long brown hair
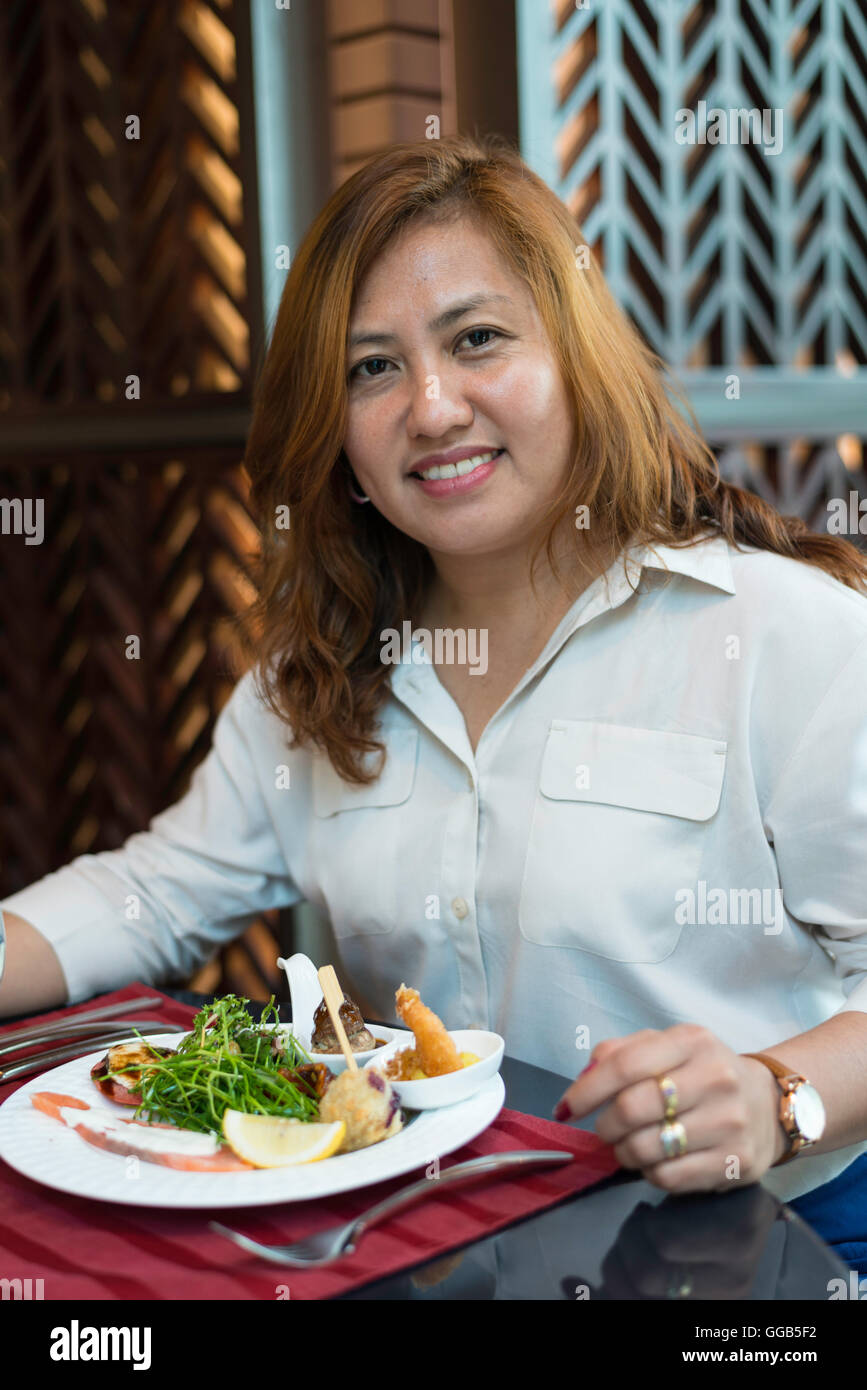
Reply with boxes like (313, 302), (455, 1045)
(242, 132), (867, 784)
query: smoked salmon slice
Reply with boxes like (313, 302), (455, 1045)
(31, 1091), (252, 1172)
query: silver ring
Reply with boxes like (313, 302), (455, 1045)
(659, 1119), (688, 1160)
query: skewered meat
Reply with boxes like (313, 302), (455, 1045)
(311, 992), (376, 1053)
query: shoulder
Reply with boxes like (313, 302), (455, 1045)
(724, 541), (867, 634)
(641, 535), (867, 728)
(712, 541), (867, 729)
(641, 532), (867, 645)
(215, 664), (294, 746)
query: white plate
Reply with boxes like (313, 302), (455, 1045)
(0, 1032), (505, 1209)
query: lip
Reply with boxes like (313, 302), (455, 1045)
(407, 444), (503, 476)
(412, 449), (503, 498)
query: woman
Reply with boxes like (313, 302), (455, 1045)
(2, 135), (867, 1269)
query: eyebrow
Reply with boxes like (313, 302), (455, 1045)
(348, 293), (515, 349)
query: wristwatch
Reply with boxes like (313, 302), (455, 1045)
(742, 1051), (826, 1164)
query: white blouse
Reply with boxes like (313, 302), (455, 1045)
(5, 533), (867, 1202)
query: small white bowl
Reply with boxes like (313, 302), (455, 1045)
(276, 1023), (397, 1075)
(365, 1030), (504, 1109)
(275, 952), (395, 1073)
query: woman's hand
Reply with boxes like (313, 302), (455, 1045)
(554, 1024), (788, 1193)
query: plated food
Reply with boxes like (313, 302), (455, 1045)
(31, 992), (403, 1171)
(386, 985), (480, 1079)
(30, 1091), (254, 1171)
(278, 953), (395, 1070)
(89, 994), (327, 1129)
(319, 1069), (403, 1151)
(90, 1040), (175, 1105)
(311, 991), (380, 1054)
(0, 1045), (505, 1211)
(22, 982), (505, 1177)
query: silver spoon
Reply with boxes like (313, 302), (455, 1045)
(210, 1149), (574, 1267)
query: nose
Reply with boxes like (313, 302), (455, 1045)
(405, 363), (474, 438)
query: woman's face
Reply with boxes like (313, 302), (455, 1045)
(343, 214), (576, 563)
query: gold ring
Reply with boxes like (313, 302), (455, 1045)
(657, 1074), (679, 1120)
(659, 1119), (688, 1160)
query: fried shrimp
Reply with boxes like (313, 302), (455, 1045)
(394, 984), (462, 1076)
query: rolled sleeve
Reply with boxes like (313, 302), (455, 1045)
(763, 632), (867, 1015)
(0, 671), (302, 1003)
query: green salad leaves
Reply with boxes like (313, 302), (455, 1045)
(114, 994), (321, 1135)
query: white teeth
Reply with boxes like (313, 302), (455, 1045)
(416, 449), (500, 481)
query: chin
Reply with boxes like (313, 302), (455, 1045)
(425, 522), (520, 555)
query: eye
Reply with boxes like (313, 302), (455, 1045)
(349, 356), (391, 382)
(347, 327), (502, 383)
(461, 327), (500, 350)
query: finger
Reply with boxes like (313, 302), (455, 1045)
(588, 1030), (658, 1065)
(608, 1105), (742, 1172)
(640, 1148), (747, 1195)
(595, 1054), (734, 1146)
(556, 1023), (708, 1120)
(553, 1029), (660, 1121)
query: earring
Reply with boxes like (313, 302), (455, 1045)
(346, 464), (370, 504)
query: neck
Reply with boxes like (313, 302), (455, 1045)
(420, 521), (615, 632)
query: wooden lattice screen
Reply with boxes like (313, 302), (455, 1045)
(0, 0), (285, 999)
(517, 0), (867, 531)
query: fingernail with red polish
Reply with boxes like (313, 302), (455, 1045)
(582, 1058), (598, 1074)
(553, 1100), (571, 1122)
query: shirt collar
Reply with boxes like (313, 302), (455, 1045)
(387, 534), (737, 704)
(533, 532), (738, 674)
(621, 533), (737, 596)
(386, 534), (738, 758)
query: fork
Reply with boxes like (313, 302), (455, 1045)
(210, 1149), (574, 1266)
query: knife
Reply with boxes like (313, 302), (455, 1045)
(0, 1022), (182, 1083)
(0, 995), (167, 1050)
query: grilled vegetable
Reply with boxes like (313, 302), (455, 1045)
(91, 1041), (175, 1106)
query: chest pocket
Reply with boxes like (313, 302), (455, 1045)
(518, 720), (727, 962)
(311, 728), (419, 937)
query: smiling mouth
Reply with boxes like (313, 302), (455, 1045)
(410, 448), (504, 482)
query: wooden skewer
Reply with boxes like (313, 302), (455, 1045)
(317, 965), (358, 1072)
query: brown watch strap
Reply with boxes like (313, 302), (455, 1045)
(742, 1051), (803, 1084)
(742, 1051), (806, 1164)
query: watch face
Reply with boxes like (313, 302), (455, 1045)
(792, 1083), (826, 1142)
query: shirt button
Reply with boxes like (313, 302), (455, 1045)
(451, 896), (469, 919)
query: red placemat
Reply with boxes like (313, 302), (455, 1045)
(0, 984), (622, 1300)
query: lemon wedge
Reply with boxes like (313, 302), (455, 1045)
(221, 1112), (346, 1168)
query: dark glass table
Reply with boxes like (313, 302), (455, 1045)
(155, 988), (849, 1301)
